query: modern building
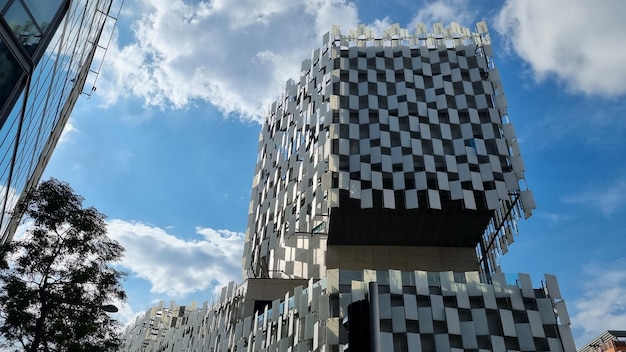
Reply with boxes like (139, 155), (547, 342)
(122, 22), (576, 351)
(0, 0), (120, 244)
(579, 331), (626, 352)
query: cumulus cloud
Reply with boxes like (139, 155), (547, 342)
(563, 177), (626, 216)
(110, 299), (142, 329)
(58, 120), (77, 144)
(99, 0), (359, 121)
(409, 0), (476, 28)
(495, 0), (626, 97)
(571, 259), (626, 345)
(107, 220), (244, 297)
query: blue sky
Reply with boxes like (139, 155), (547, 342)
(40, 0), (626, 346)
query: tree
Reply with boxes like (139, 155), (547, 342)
(0, 178), (126, 351)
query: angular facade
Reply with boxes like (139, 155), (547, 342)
(122, 22), (575, 351)
(0, 0), (118, 243)
(242, 22), (534, 282)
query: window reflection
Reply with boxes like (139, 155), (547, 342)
(22, 0), (64, 34)
(3, 0), (42, 55)
(0, 38), (24, 115)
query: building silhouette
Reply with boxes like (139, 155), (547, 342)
(122, 22), (576, 351)
(0, 0), (119, 243)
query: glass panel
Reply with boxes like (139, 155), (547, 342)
(3, 0), (41, 55)
(22, 0), (64, 34)
(0, 38), (25, 115)
(0, 0), (10, 14)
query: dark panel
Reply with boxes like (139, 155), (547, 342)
(327, 192), (492, 247)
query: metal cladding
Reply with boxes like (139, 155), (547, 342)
(121, 22), (575, 352)
(121, 271), (576, 352)
(243, 22), (535, 280)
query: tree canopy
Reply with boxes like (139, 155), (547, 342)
(0, 178), (126, 351)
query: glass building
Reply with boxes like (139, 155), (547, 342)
(0, 0), (118, 243)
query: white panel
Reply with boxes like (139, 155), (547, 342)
(437, 172), (449, 190)
(547, 338), (565, 352)
(527, 310), (545, 338)
(495, 93), (508, 109)
(380, 332), (393, 352)
(445, 307), (461, 335)
(517, 273), (534, 298)
(520, 189), (536, 210)
(407, 333), (422, 352)
(460, 321), (478, 349)
(490, 336), (506, 351)
(465, 272), (482, 296)
(327, 269), (339, 294)
(339, 292), (352, 318)
(440, 271), (454, 295)
(499, 309), (516, 337)
(272, 299), (281, 322)
(502, 123), (516, 140)
(555, 300), (571, 325)
(511, 154), (525, 173)
(304, 313), (315, 340)
(449, 180), (463, 200)
(403, 294), (418, 320)
(435, 333), (451, 351)
(481, 284), (497, 310)
(372, 171), (383, 189)
(349, 179), (361, 199)
(418, 307), (434, 333)
(504, 172), (520, 191)
(351, 280), (365, 301)
(383, 189), (395, 209)
(455, 283), (470, 309)
(361, 189), (373, 208)
(544, 274), (561, 299)
(558, 325), (577, 352)
(510, 286), (525, 311)
(515, 323), (534, 351)
(392, 306), (407, 332)
(325, 318), (339, 345)
(378, 294), (392, 319)
(339, 171), (349, 190)
(319, 294), (330, 320)
(491, 272), (508, 298)
(405, 189), (418, 208)
(415, 172), (427, 189)
(463, 189), (477, 210)
(415, 271), (430, 296)
(389, 270), (402, 295)
(431, 294), (445, 320)
(428, 189), (441, 209)
(536, 298), (557, 325)
(485, 190), (499, 210)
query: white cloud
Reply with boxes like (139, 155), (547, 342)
(110, 299), (142, 329)
(409, 0), (476, 28)
(495, 0), (626, 96)
(107, 220), (244, 297)
(571, 259), (626, 345)
(58, 120), (77, 144)
(563, 177), (626, 216)
(98, 0), (359, 121)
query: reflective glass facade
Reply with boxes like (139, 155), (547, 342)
(0, 0), (117, 243)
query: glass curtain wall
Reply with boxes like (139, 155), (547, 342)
(0, 0), (115, 243)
